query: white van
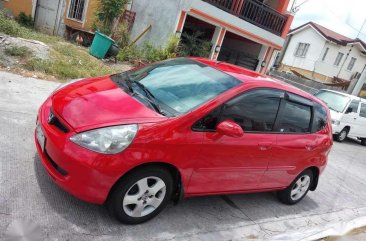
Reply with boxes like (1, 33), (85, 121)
(315, 89), (366, 145)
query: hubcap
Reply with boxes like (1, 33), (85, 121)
(291, 175), (310, 201)
(339, 130), (347, 140)
(123, 176), (166, 218)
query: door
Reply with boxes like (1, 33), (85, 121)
(341, 99), (360, 136)
(188, 88), (284, 194)
(261, 93), (316, 189)
(35, 0), (62, 35)
(353, 103), (366, 138)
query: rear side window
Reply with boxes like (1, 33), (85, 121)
(276, 101), (312, 133)
(312, 103), (327, 132)
(360, 103), (366, 118)
(220, 89), (283, 132)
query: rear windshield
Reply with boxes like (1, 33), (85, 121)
(315, 90), (350, 113)
(116, 58), (240, 115)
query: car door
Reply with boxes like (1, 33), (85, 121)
(261, 93), (316, 189)
(353, 103), (366, 138)
(187, 88), (284, 194)
(343, 100), (360, 136)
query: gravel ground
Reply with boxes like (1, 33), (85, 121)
(1, 71), (366, 241)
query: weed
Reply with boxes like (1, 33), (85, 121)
(5, 45), (33, 58)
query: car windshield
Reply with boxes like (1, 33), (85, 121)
(315, 90), (350, 113)
(121, 58), (240, 115)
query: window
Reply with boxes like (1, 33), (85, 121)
(315, 90), (351, 113)
(276, 101), (312, 133)
(347, 100), (360, 113)
(322, 47), (329, 61)
(68, 0), (87, 21)
(347, 57), (357, 71)
(334, 52), (344, 66)
(220, 89), (283, 132)
(312, 103), (327, 132)
(360, 103), (366, 118)
(294, 43), (310, 57)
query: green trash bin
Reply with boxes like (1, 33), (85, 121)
(89, 31), (115, 59)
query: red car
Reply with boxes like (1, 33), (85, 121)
(35, 58), (333, 224)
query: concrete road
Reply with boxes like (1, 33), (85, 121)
(1, 71), (366, 241)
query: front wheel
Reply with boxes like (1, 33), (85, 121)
(334, 128), (348, 142)
(277, 170), (313, 205)
(107, 166), (173, 224)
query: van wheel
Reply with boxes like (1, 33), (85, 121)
(335, 128), (348, 142)
(277, 170), (313, 205)
(361, 138), (366, 146)
(107, 166), (173, 224)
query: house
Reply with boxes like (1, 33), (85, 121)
(279, 22), (366, 83)
(2, 0), (294, 73)
(129, 0), (294, 73)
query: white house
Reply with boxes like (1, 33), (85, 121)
(280, 22), (366, 83)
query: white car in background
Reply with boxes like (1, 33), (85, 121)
(315, 89), (366, 145)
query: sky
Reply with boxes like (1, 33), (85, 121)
(289, 0), (366, 41)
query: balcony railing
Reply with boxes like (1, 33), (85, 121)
(203, 0), (288, 36)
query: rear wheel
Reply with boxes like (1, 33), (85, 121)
(107, 166), (173, 224)
(278, 170), (313, 205)
(334, 128), (348, 142)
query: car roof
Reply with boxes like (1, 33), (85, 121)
(189, 57), (320, 104)
(318, 89), (366, 103)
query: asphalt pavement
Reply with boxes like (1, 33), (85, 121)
(1, 71), (366, 241)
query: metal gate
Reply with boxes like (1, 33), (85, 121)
(34, 0), (63, 35)
(218, 47), (259, 71)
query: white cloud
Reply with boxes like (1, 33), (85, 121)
(291, 0), (366, 41)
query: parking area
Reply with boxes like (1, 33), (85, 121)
(1, 71), (366, 241)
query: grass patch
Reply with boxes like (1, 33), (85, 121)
(5, 45), (33, 58)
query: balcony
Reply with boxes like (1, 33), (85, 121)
(203, 0), (288, 36)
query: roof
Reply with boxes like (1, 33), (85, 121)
(320, 89), (366, 102)
(289, 22), (366, 52)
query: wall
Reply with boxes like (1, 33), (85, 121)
(282, 26), (326, 76)
(130, 0), (181, 47)
(64, 0), (99, 32)
(1, 0), (33, 16)
(315, 42), (366, 80)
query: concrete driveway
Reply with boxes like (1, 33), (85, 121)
(1, 71), (366, 241)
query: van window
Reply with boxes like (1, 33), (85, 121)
(312, 103), (327, 132)
(348, 100), (360, 113)
(315, 90), (350, 113)
(360, 103), (366, 118)
(277, 101), (312, 133)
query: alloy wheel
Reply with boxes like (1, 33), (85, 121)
(290, 175), (311, 201)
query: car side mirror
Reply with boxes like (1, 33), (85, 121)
(216, 120), (244, 138)
(345, 107), (353, 114)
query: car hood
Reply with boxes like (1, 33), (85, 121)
(329, 109), (343, 121)
(51, 76), (166, 132)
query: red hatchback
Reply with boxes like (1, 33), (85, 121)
(35, 58), (333, 224)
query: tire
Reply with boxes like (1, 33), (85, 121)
(334, 127), (348, 142)
(277, 169), (313, 205)
(107, 166), (174, 224)
(361, 138), (366, 146)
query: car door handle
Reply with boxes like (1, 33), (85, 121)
(305, 144), (315, 151)
(258, 142), (272, 151)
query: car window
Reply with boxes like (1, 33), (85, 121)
(312, 103), (327, 132)
(360, 103), (366, 118)
(276, 101), (312, 133)
(192, 106), (222, 131)
(348, 100), (360, 113)
(220, 89), (283, 132)
(315, 90), (350, 113)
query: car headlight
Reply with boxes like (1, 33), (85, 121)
(70, 125), (138, 154)
(53, 78), (84, 93)
(331, 119), (340, 125)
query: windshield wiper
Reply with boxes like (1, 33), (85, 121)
(132, 81), (165, 116)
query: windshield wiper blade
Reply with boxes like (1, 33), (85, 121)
(132, 81), (165, 115)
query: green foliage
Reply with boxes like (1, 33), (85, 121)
(15, 12), (34, 28)
(113, 23), (130, 48)
(96, 0), (129, 35)
(117, 35), (180, 63)
(0, 10), (22, 36)
(5, 45), (33, 58)
(179, 31), (212, 57)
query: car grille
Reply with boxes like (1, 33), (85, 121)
(48, 110), (69, 133)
